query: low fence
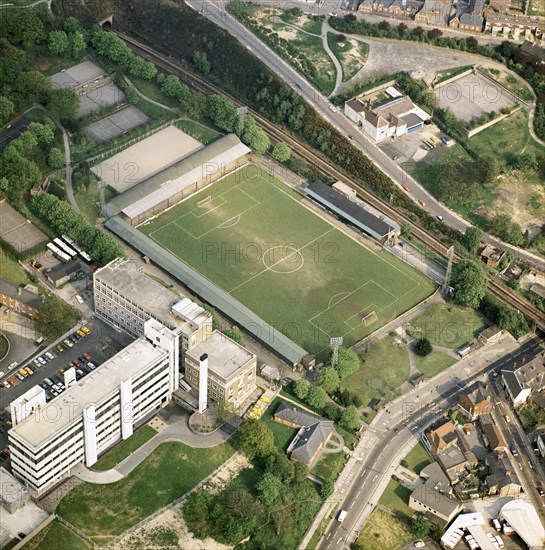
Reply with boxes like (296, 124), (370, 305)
(466, 104), (521, 138)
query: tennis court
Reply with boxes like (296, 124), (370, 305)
(0, 201), (48, 253)
(84, 106), (150, 144)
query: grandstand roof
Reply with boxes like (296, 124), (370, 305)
(107, 134), (251, 220)
(104, 216), (308, 366)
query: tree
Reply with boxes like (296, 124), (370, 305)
(193, 51), (211, 75)
(466, 36), (479, 49)
(237, 419), (275, 460)
(317, 367), (340, 394)
(464, 227), (482, 255)
(339, 405), (362, 431)
(15, 71), (49, 102)
(411, 516), (431, 538)
(265, 452), (295, 483)
(293, 379), (311, 400)
(15, 9), (45, 46)
(125, 85), (140, 105)
(160, 74), (188, 100)
(205, 94), (238, 133)
(242, 115), (270, 154)
(70, 31), (87, 59)
(293, 461), (308, 484)
(306, 386), (327, 410)
(490, 214), (525, 246)
(47, 148), (65, 169)
(271, 141), (291, 162)
(223, 487), (262, 520)
(34, 295), (81, 340)
(378, 20), (390, 30)
(3, 156), (41, 200)
(415, 337), (433, 357)
(451, 259), (487, 308)
(335, 347), (360, 378)
(323, 402), (342, 422)
(0, 96), (14, 125)
(336, 33), (347, 42)
(319, 480), (334, 499)
(45, 88), (79, 120)
(48, 31), (69, 56)
(428, 28), (443, 40)
(256, 472), (284, 508)
(479, 153), (499, 183)
(183, 491), (213, 538)
(28, 121), (54, 145)
(513, 152), (537, 171)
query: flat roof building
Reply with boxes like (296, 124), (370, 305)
(184, 330), (257, 407)
(0, 467), (30, 514)
(8, 320), (179, 495)
(94, 258), (212, 356)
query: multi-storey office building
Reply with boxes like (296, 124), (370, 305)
(93, 258), (212, 356)
(8, 319), (178, 495)
(184, 330), (257, 407)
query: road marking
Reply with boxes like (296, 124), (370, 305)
(372, 474), (378, 481)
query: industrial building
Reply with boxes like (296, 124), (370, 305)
(344, 90), (430, 142)
(303, 180), (400, 243)
(499, 500), (545, 548)
(8, 319), (179, 495)
(106, 134), (252, 226)
(93, 258), (213, 358)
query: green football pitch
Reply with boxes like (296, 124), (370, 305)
(139, 166), (435, 357)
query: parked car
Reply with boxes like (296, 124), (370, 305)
(45, 351), (55, 360)
(37, 357), (46, 365)
(538, 487), (545, 496)
(418, 199), (426, 207)
(87, 361), (97, 370)
(15, 373), (24, 381)
(402, 185), (410, 191)
(510, 445), (518, 457)
(41, 354), (51, 363)
(63, 338), (74, 348)
(437, 215), (444, 222)
(73, 359), (81, 367)
(56, 344), (65, 353)
(82, 352), (91, 360)
(75, 295), (84, 304)
(82, 326), (91, 335)
(71, 333), (79, 342)
(18, 369), (28, 378)
(43, 378), (53, 387)
(76, 329), (86, 338)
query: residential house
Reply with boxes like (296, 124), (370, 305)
(501, 355), (545, 407)
(436, 444), (477, 483)
(451, 0), (484, 33)
(536, 430), (545, 458)
(485, 451), (521, 497)
(415, 0), (454, 27)
(481, 421), (507, 454)
(409, 462), (463, 523)
(457, 382), (493, 420)
(427, 419), (459, 456)
(273, 402), (335, 467)
(0, 280), (43, 318)
(520, 40), (545, 64)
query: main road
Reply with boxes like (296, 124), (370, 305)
(186, 0), (545, 273)
(317, 336), (542, 548)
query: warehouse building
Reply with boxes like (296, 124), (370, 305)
(94, 258), (213, 358)
(303, 180), (400, 243)
(106, 134), (252, 226)
(8, 319), (179, 495)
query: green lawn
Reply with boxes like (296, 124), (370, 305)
(402, 442), (431, 474)
(411, 303), (484, 349)
(280, 12), (324, 35)
(128, 75), (180, 108)
(435, 65), (473, 84)
(176, 119), (222, 145)
(22, 520), (92, 550)
(340, 336), (410, 408)
(312, 451), (347, 482)
(92, 425), (157, 471)
(414, 350), (456, 378)
(261, 398), (298, 451)
(379, 478), (413, 520)
(0, 249), (31, 286)
(327, 33), (369, 82)
(140, 167), (435, 357)
(57, 441), (235, 543)
(0, 334), (8, 360)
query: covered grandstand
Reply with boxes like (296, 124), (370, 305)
(106, 134), (251, 225)
(499, 500), (545, 548)
(303, 180), (400, 243)
(105, 216), (308, 367)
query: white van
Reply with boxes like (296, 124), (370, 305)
(492, 519), (501, 532)
(337, 510), (347, 523)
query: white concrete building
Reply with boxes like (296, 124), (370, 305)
(8, 320), (178, 495)
(344, 93), (429, 142)
(94, 258), (212, 356)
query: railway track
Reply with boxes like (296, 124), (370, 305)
(112, 29), (545, 330)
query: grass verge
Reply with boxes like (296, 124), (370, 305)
(22, 520), (93, 550)
(414, 350), (456, 378)
(402, 441), (431, 474)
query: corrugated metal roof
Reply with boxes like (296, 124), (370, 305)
(104, 216), (308, 366)
(107, 134), (251, 219)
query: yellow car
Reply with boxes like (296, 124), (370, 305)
(259, 396), (271, 403)
(81, 326), (91, 335)
(18, 369), (28, 378)
(24, 367), (34, 376)
(76, 329), (86, 338)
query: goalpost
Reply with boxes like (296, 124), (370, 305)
(196, 196), (212, 208)
(361, 311), (378, 326)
